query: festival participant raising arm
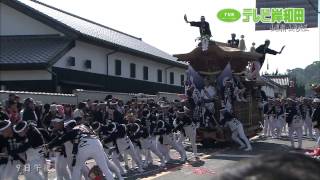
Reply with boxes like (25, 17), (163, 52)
(250, 39), (285, 80)
(184, 14), (212, 51)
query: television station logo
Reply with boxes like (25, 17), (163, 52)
(217, 8), (308, 32)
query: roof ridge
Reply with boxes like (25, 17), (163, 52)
(30, 0), (142, 41)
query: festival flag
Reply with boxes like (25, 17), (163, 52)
(217, 62), (232, 90)
(186, 65), (205, 90)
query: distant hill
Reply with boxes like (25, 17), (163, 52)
(287, 61), (320, 96)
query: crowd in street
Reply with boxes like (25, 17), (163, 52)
(262, 97), (320, 149)
(0, 76), (252, 180)
(0, 86), (320, 180)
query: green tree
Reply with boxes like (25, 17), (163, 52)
(287, 61), (320, 96)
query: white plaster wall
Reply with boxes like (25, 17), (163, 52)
(0, 3), (62, 36)
(262, 85), (275, 98)
(54, 41), (187, 87)
(0, 70), (52, 81)
(109, 52), (186, 86)
(54, 41), (109, 74)
(165, 67), (186, 86)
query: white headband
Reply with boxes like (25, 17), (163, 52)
(0, 120), (11, 132)
(108, 122), (116, 133)
(91, 122), (101, 131)
(13, 121), (27, 133)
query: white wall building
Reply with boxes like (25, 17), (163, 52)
(0, 0), (187, 94)
(261, 75), (289, 98)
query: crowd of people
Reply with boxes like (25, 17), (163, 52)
(0, 86), (244, 180)
(262, 97), (320, 149)
(0, 86), (320, 180)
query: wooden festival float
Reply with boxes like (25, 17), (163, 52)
(174, 41), (264, 145)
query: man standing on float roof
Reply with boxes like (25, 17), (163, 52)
(250, 39), (284, 80)
(184, 15), (212, 51)
(255, 39), (284, 66)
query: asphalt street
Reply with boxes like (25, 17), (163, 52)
(136, 135), (317, 180)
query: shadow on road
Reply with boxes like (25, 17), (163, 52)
(205, 141), (292, 160)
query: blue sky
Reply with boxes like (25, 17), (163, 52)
(38, 0), (319, 73)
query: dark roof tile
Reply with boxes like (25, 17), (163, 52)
(0, 35), (74, 69)
(7, 0), (186, 67)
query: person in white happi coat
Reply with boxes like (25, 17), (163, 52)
(273, 101), (285, 138)
(263, 99), (276, 137)
(1, 120), (27, 180)
(201, 78), (216, 112)
(156, 118), (187, 163)
(201, 78), (218, 127)
(47, 124), (114, 180)
(0, 123), (9, 180)
(12, 121), (47, 180)
(286, 100), (303, 149)
(175, 106), (198, 159)
(50, 118), (72, 180)
(128, 121), (165, 167)
(106, 122), (144, 173)
(311, 98), (320, 147)
(50, 119), (91, 180)
(222, 112), (252, 151)
(279, 99), (288, 136)
(300, 100), (313, 139)
(91, 121), (124, 179)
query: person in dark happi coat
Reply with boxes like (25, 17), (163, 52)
(184, 15), (212, 51)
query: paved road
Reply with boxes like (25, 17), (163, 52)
(30, 135), (317, 180)
(136, 136), (317, 180)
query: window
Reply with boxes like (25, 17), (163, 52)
(170, 72), (174, 84)
(84, 60), (91, 69)
(157, 69), (162, 82)
(115, 60), (121, 76)
(143, 66), (148, 80)
(180, 74), (185, 86)
(67, 57), (75, 66)
(130, 63), (136, 78)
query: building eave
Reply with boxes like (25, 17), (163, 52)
(1, 0), (187, 69)
(0, 63), (48, 70)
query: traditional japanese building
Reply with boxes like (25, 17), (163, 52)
(261, 74), (289, 98)
(0, 0), (187, 94)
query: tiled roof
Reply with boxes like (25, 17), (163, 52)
(263, 75), (290, 86)
(3, 0), (186, 67)
(0, 35), (74, 69)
